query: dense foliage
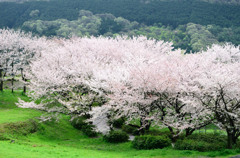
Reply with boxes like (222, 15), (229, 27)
(70, 116), (88, 130)
(0, 0), (240, 52)
(103, 130), (129, 143)
(19, 10), (240, 52)
(1, 0), (240, 28)
(132, 135), (171, 150)
(174, 133), (229, 151)
(175, 139), (226, 151)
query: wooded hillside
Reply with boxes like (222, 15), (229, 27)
(0, 0), (240, 52)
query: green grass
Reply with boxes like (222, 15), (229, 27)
(193, 129), (226, 136)
(0, 90), (42, 124)
(0, 89), (240, 158)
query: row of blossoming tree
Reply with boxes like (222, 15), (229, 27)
(0, 29), (49, 92)
(1, 28), (240, 149)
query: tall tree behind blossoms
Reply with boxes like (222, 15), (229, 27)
(181, 44), (240, 149)
(0, 28), (48, 92)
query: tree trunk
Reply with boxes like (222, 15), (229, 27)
(21, 69), (27, 94)
(168, 126), (179, 143)
(232, 135), (237, 145)
(0, 80), (2, 91)
(227, 134), (233, 149)
(231, 131), (238, 145)
(185, 128), (195, 137)
(11, 60), (14, 93)
(140, 118), (145, 135)
(227, 130), (233, 149)
(23, 85), (26, 93)
(11, 78), (14, 93)
(145, 122), (151, 131)
(139, 117), (151, 135)
(0, 68), (3, 91)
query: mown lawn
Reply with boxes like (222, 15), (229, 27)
(0, 90), (240, 158)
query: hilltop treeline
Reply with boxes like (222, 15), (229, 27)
(21, 10), (240, 53)
(1, 0), (240, 52)
(1, 0), (240, 29)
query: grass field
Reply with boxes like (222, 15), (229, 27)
(0, 90), (240, 158)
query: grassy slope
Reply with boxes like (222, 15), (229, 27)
(0, 90), (240, 158)
(0, 90), (42, 124)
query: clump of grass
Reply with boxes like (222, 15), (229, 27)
(132, 135), (171, 150)
(103, 130), (129, 143)
(0, 134), (10, 140)
(174, 133), (227, 152)
(0, 119), (40, 142)
(3, 119), (39, 136)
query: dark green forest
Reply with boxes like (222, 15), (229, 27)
(1, 0), (240, 52)
(1, 0), (240, 28)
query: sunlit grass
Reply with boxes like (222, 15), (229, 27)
(0, 90), (42, 124)
(0, 139), (239, 158)
(0, 89), (240, 158)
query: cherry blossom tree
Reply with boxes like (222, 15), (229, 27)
(17, 36), (107, 116)
(0, 29), (16, 91)
(18, 35), (181, 134)
(0, 50), (8, 91)
(162, 52), (214, 138)
(84, 36), (176, 134)
(95, 48), (213, 139)
(0, 28), (46, 92)
(68, 35), (211, 139)
(15, 33), (240, 147)
(181, 43), (240, 148)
